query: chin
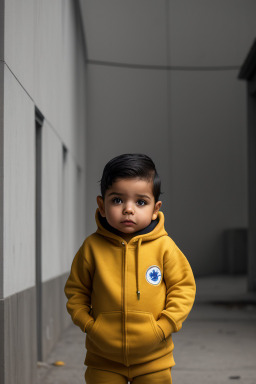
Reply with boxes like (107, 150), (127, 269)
(121, 229), (136, 234)
(121, 229), (135, 234)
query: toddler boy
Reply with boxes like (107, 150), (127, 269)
(65, 153), (196, 384)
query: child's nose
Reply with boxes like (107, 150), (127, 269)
(123, 203), (134, 214)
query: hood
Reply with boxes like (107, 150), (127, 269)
(95, 208), (168, 243)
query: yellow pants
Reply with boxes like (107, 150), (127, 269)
(85, 367), (172, 384)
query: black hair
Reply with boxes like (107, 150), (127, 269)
(100, 153), (162, 202)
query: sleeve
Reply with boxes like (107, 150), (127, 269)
(157, 243), (196, 339)
(64, 242), (95, 333)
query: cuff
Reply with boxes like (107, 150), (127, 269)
(85, 319), (94, 334)
(73, 310), (94, 333)
(157, 315), (176, 339)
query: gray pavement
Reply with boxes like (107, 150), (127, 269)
(37, 275), (256, 384)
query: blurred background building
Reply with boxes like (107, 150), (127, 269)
(0, 1), (256, 383)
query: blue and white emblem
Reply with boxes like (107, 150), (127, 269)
(146, 266), (162, 286)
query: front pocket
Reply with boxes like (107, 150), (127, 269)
(88, 312), (123, 356)
(126, 311), (163, 357)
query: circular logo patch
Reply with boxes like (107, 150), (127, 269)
(146, 266), (162, 286)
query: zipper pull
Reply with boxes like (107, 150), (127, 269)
(137, 290), (140, 300)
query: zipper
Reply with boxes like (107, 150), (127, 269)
(121, 241), (128, 366)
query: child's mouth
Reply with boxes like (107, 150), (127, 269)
(121, 220), (136, 225)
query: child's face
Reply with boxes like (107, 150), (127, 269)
(97, 178), (162, 242)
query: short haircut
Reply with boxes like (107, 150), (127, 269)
(100, 153), (162, 202)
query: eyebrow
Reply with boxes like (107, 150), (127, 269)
(135, 194), (151, 200)
(107, 192), (151, 200)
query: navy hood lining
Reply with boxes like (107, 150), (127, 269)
(98, 213), (159, 239)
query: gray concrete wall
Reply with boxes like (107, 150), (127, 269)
(41, 273), (71, 360)
(169, 70), (247, 274)
(3, 63), (36, 298)
(2, 288), (37, 384)
(86, 64), (170, 234)
(80, 0), (253, 275)
(0, 1), (87, 383)
(2, 0), (87, 295)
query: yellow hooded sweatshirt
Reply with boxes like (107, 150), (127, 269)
(65, 210), (196, 370)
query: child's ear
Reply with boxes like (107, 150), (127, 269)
(152, 201), (162, 220)
(97, 196), (106, 217)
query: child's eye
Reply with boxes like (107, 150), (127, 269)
(112, 197), (122, 204)
(137, 200), (146, 206)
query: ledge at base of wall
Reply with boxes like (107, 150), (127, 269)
(0, 272), (71, 384)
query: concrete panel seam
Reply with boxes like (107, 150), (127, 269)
(3, 61), (34, 102)
(76, 0), (88, 60)
(2, 61), (85, 174)
(87, 59), (241, 71)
